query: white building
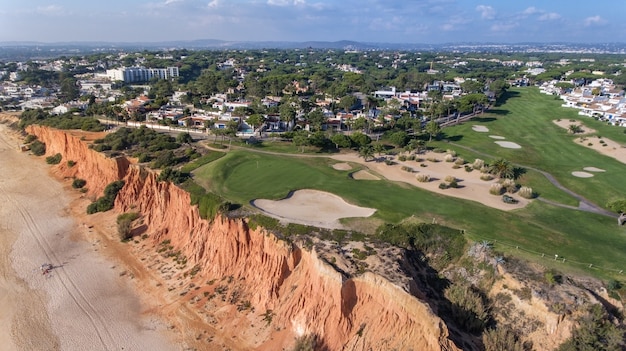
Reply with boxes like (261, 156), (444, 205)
(106, 66), (179, 83)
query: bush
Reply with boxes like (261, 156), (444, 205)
(446, 149), (457, 157)
(45, 153), (62, 164)
(607, 200), (626, 213)
(444, 154), (456, 162)
(454, 157), (465, 165)
(518, 186), (534, 199)
(444, 283), (489, 333)
(483, 328), (524, 351)
(117, 212), (139, 241)
(30, 140), (46, 156)
(558, 304), (625, 351)
(465, 165), (473, 172)
(398, 155), (407, 161)
(86, 180), (125, 214)
(449, 180), (459, 188)
(480, 174), (493, 181)
(24, 134), (37, 143)
(473, 158), (485, 169)
(67, 160), (76, 167)
(445, 175), (456, 183)
(384, 159), (396, 166)
(439, 182), (449, 189)
(490, 183), (503, 195)
(501, 179), (517, 193)
(426, 157), (438, 162)
(416, 174), (430, 182)
(72, 178), (86, 189)
(401, 165), (413, 172)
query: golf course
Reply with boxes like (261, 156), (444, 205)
(193, 87), (626, 278)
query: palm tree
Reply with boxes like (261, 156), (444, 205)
(490, 158), (515, 179)
(358, 145), (375, 162)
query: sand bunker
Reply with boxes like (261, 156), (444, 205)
(572, 171), (594, 178)
(252, 189), (376, 229)
(332, 163), (352, 171)
(472, 125), (489, 132)
(495, 141), (522, 149)
(575, 137), (626, 165)
(351, 170), (380, 180)
(553, 119), (596, 134)
(489, 135), (505, 140)
(583, 167), (606, 172)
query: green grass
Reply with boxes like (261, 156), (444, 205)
(437, 87), (626, 208)
(193, 150), (626, 277)
(190, 88), (626, 279)
(180, 150), (225, 173)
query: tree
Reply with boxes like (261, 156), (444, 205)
(490, 158), (515, 179)
(330, 133), (352, 149)
(338, 95), (358, 111)
(306, 109), (326, 132)
(358, 144), (374, 161)
(176, 132), (193, 145)
(60, 77), (79, 102)
(292, 131), (309, 153)
(424, 121), (441, 142)
(461, 80), (485, 94)
(373, 142), (385, 156)
(388, 130), (409, 147)
(246, 114), (265, 134)
(279, 103), (296, 130)
(350, 132), (371, 148)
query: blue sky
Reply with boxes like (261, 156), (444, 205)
(1, 0), (624, 43)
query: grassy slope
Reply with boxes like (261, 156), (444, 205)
(433, 87), (626, 208)
(190, 87), (626, 277)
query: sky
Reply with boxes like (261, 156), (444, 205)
(1, 0), (624, 44)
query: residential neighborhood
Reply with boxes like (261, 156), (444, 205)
(1, 48), (625, 142)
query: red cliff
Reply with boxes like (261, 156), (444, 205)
(27, 125), (461, 351)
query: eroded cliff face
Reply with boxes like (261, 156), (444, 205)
(27, 125), (462, 351)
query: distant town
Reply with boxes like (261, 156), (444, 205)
(1, 44), (625, 139)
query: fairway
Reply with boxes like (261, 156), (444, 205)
(436, 87), (626, 208)
(193, 145), (626, 277)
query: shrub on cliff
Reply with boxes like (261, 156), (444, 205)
(45, 153), (62, 164)
(557, 304), (625, 351)
(117, 212), (139, 241)
(30, 140), (46, 156)
(444, 283), (490, 333)
(156, 167), (189, 184)
(86, 180), (125, 214)
(72, 178), (86, 189)
(482, 327), (524, 351)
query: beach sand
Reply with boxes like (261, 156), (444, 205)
(0, 118), (178, 351)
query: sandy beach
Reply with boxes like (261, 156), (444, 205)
(0, 118), (178, 351)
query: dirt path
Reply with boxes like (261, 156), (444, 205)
(0, 118), (178, 351)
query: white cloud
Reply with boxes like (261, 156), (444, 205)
(476, 5), (495, 20)
(491, 22), (518, 32)
(522, 7), (539, 15)
(267, 0), (289, 5)
(36, 5), (63, 15)
(538, 12), (561, 21)
(207, 0), (219, 8)
(164, 0), (183, 5)
(584, 15), (606, 27)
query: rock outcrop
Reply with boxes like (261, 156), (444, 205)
(27, 125), (461, 351)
